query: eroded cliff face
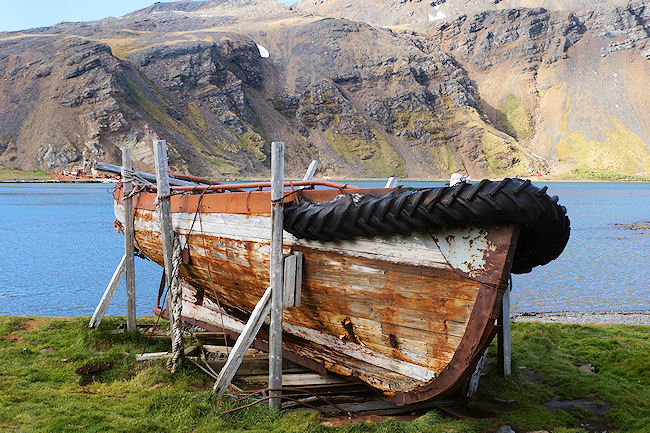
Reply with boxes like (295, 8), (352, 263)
(426, 2), (650, 174)
(0, 0), (647, 178)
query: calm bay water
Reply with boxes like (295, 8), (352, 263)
(0, 181), (648, 316)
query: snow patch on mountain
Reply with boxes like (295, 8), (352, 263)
(256, 44), (269, 58)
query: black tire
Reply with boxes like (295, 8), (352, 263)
(283, 178), (570, 274)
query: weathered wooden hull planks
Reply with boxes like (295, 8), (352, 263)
(114, 186), (517, 403)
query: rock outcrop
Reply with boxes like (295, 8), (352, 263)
(0, 0), (647, 178)
(425, 1), (650, 174)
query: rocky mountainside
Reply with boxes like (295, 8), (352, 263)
(0, 0), (647, 178)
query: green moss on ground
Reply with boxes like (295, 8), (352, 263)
(553, 92), (650, 175)
(186, 101), (207, 131)
(561, 168), (650, 182)
(0, 169), (50, 180)
(478, 323), (649, 433)
(496, 94), (533, 140)
(0, 317), (647, 432)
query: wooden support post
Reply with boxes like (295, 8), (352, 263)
(269, 141), (285, 409)
(89, 255), (126, 328)
(122, 148), (137, 332)
(302, 160), (318, 181)
(153, 140), (184, 367)
(498, 279), (512, 376)
(212, 286), (272, 396)
(384, 177), (397, 188)
(466, 348), (489, 398)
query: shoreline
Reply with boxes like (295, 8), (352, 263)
(512, 310), (650, 325)
(2, 311), (649, 325)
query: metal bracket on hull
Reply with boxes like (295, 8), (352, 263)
(283, 252), (303, 309)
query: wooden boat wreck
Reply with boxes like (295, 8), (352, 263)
(111, 176), (569, 404)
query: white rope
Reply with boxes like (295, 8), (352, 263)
(122, 167), (154, 199)
(166, 233), (185, 373)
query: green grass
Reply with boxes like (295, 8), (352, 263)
(560, 168), (650, 182)
(0, 317), (647, 432)
(0, 169), (50, 180)
(478, 323), (650, 432)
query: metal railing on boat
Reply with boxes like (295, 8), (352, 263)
(164, 179), (360, 193)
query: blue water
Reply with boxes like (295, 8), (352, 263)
(0, 183), (161, 317)
(0, 181), (648, 316)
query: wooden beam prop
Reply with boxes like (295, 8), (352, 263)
(209, 250), (301, 395)
(498, 279), (512, 376)
(89, 255), (126, 328)
(269, 141), (285, 409)
(153, 140), (185, 371)
(212, 286), (272, 396)
(302, 160), (318, 181)
(384, 177), (397, 188)
(122, 148), (137, 332)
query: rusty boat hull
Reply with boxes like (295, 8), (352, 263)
(111, 182), (531, 405)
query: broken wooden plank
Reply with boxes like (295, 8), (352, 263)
(466, 348), (489, 398)
(136, 352), (170, 361)
(201, 345), (259, 356)
(136, 345), (198, 361)
(206, 358), (305, 377)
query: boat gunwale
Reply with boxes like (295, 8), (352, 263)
(114, 183), (394, 214)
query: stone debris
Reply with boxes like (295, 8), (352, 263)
(512, 310), (650, 325)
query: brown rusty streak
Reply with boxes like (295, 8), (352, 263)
(391, 225), (519, 405)
(299, 247), (480, 301)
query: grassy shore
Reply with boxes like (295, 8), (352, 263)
(0, 169), (50, 181)
(552, 168), (650, 182)
(1, 166), (648, 183)
(0, 316), (648, 433)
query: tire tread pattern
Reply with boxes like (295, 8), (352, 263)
(283, 178), (570, 274)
